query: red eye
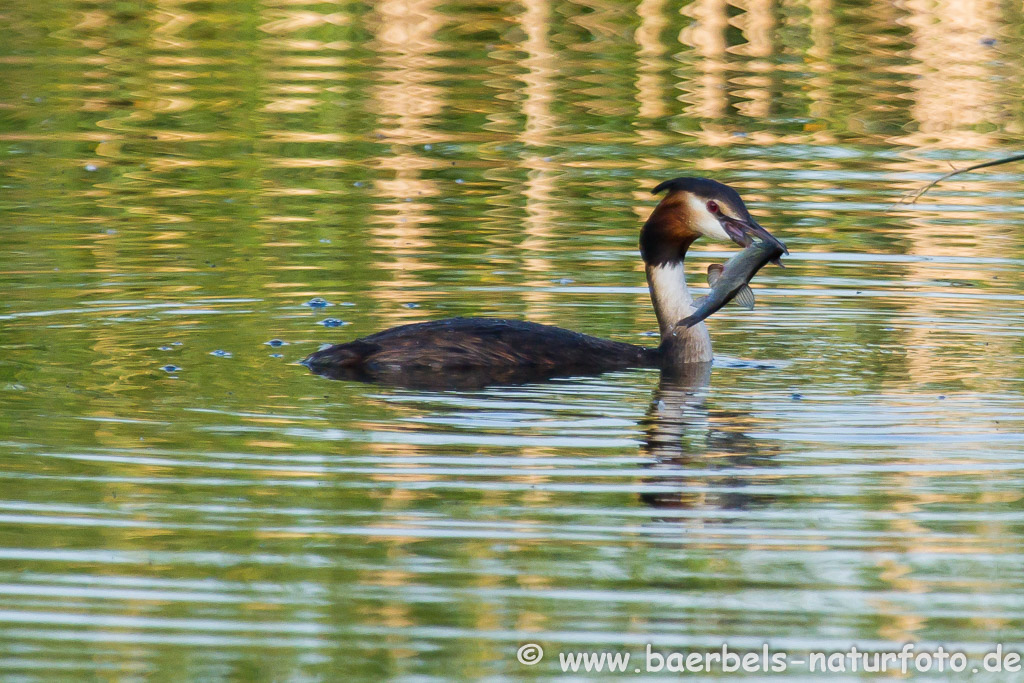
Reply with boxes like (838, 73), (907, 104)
(706, 200), (719, 214)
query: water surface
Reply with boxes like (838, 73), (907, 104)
(2, 0), (1024, 679)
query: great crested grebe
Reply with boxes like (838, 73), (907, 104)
(303, 177), (787, 382)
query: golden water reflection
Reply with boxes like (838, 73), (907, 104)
(1, 0), (1024, 679)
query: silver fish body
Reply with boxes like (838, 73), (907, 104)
(678, 240), (786, 329)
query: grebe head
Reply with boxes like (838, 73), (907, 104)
(640, 177), (787, 264)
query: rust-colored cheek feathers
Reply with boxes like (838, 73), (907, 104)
(639, 192), (699, 266)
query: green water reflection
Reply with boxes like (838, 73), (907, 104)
(2, 0), (1024, 679)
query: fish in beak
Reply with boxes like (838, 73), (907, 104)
(678, 239), (786, 329)
(717, 213), (789, 266)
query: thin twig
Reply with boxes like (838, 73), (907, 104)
(899, 152), (1024, 204)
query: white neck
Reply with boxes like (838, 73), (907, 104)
(645, 260), (713, 364)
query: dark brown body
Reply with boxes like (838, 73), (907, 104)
(303, 317), (659, 387)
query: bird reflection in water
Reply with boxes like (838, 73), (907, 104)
(310, 360), (779, 514)
(639, 364), (779, 513)
(304, 357), (583, 391)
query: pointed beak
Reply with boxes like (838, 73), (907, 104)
(718, 214), (788, 263)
